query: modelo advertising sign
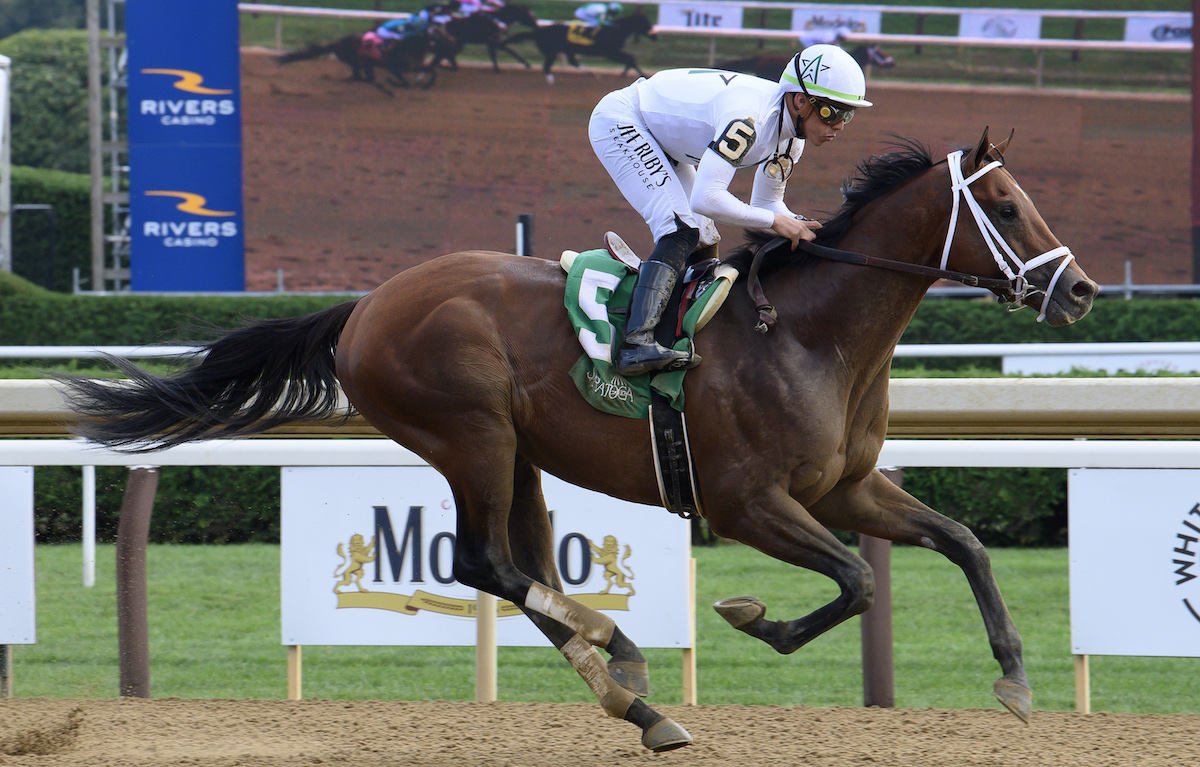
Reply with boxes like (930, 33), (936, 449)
(126, 0), (244, 291)
(281, 467), (691, 648)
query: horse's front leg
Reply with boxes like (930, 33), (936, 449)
(608, 52), (645, 78)
(706, 485), (875, 654)
(810, 469), (1031, 722)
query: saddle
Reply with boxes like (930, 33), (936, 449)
(566, 21), (601, 46)
(561, 237), (737, 519)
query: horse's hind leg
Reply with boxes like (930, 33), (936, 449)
(447, 438), (689, 750)
(507, 457), (650, 697)
(810, 469), (1031, 722)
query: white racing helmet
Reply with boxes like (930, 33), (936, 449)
(779, 43), (872, 108)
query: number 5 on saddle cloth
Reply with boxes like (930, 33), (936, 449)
(562, 248), (738, 518)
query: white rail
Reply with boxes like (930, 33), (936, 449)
(3, 342), (1198, 361)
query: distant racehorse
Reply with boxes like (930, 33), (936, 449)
(432, 4), (539, 71)
(276, 29), (452, 92)
(502, 12), (655, 82)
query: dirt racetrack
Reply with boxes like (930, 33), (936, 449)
(241, 50), (1192, 293)
(3, 697), (1200, 766)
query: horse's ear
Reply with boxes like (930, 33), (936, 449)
(990, 129), (1015, 160)
(967, 127), (990, 169)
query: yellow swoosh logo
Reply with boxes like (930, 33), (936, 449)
(140, 68), (233, 95)
(145, 191), (235, 217)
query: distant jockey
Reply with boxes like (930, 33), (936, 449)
(574, 1), (622, 26)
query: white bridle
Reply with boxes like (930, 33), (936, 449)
(939, 149), (1075, 323)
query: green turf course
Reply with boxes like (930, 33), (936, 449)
(13, 542), (1199, 713)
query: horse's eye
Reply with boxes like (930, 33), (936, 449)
(998, 204), (1018, 221)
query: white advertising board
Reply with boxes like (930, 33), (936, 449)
(958, 11), (1042, 40)
(1069, 469), (1200, 657)
(657, 2), (744, 30)
(0, 467), (35, 644)
(1002, 352), (1200, 376)
(1124, 14), (1191, 44)
(791, 6), (881, 46)
(281, 467), (690, 648)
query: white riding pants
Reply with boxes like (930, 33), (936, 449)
(588, 85), (719, 247)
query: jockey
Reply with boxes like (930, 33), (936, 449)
(459, 0), (506, 16)
(418, 1), (459, 26)
(375, 15), (427, 42)
(575, 2), (622, 26)
(587, 43), (871, 376)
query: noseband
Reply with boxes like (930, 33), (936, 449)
(940, 149), (1075, 323)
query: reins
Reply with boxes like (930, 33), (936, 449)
(745, 236), (1012, 334)
(746, 148), (1075, 333)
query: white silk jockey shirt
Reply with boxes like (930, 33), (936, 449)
(590, 68), (805, 244)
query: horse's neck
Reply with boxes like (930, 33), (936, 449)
(790, 173), (951, 372)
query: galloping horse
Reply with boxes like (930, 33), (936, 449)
(58, 130), (1096, 752)
(431, 4), (539, 71)
(502, 12), (655, 81)
(276, 28), (451, 92)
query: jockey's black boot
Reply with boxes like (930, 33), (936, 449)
(614, 259), (700, 377)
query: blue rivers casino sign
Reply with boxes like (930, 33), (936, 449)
(126, 0), (244, 291)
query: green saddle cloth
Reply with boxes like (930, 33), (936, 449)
(564, 249), (724, 419)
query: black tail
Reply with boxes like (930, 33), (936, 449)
(276, 41), (341, 65)
(56, 301), (360, 452)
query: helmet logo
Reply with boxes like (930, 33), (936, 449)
(798, 53), (829, 85)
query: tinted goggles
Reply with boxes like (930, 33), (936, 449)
(809, 98), (855, 125)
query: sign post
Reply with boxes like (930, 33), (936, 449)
(126, 0), (244, 291)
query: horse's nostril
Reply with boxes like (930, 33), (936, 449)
(1072, 280), (1098, 300)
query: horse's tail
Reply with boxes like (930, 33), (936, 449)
(276, 41), (342, 65)
(56, 300), (361, 452)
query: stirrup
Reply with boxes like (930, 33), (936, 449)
(604, 231), (642, 271)
(615, 342), (700, 378)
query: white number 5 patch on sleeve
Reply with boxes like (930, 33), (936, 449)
(709, 118), (757, 165)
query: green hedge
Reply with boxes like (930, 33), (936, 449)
(11, 279), (1196, 546)
(11, 165), (92, 292)
(0, 29), (90, 174)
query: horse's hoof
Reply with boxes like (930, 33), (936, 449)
(713, 595), (766, 630)
(993, 676), (1032, 723)
(641, 718), (692, 752)
(608, 660), (649, 697)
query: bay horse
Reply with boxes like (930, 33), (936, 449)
(431, 4), (539, 71)
(276, 28), (451, 92)
(57, 129), (1096, 752)
(502, 12), (655, 82)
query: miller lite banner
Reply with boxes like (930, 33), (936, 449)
(0, 467), (35, 645)
(126, 0), (244, 291)
(281, 467), (691, 648)
(1069, 469), (1200, 657)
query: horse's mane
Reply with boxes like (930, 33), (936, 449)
(723, 136), (937, 277)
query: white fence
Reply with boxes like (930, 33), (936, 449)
(8, 341), (1200, 375)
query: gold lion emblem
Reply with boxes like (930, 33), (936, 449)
(333, 533), (376, 594)
(589, 535), (635, 596)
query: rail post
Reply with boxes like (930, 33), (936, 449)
(516, 214), (534, 257)
(117, 465), (159, 698)
(0, 644), (10, 697)
(860, 468), (900, 708)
